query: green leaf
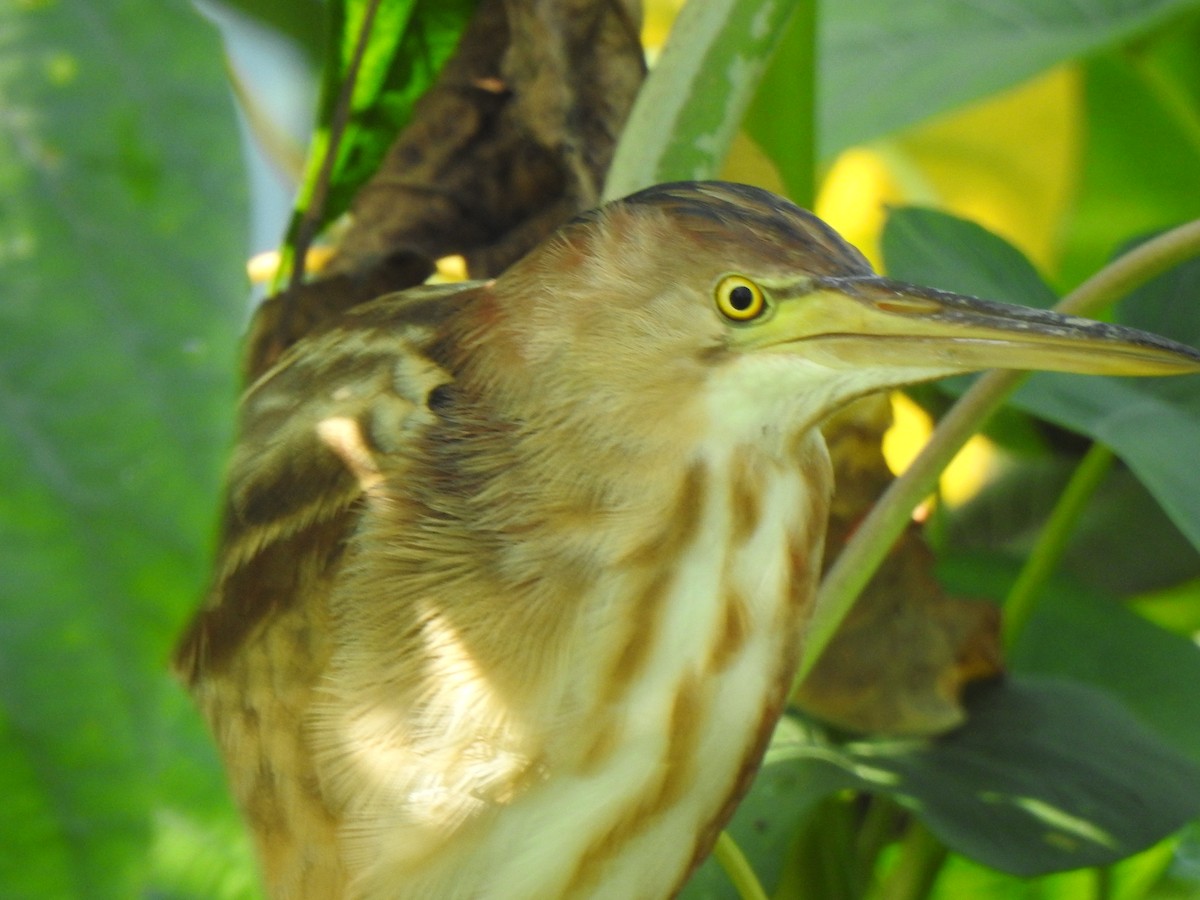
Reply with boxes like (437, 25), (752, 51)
(820, 0), (1200, 158)
(940, 551), (1200, 763)
(1060, 29), (1200, 286)
(292, 0), (474, 235)
(1016, 583), (1200, 765)
(948, 461), (1200, 596)
(922, 837), (1182, 900)
(905, 678), (1200, 875)
(770, 679), (1200, 877)
(881, 206), (1058, 308)
(1008, 374), (1200, 553)
(604, 0), (801, 200)
(742, 1), (817, 207)
(0, 0), (249, 895)
(333, 0), (475, 218)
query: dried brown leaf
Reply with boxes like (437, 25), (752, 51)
(798, 395), (1006, 735)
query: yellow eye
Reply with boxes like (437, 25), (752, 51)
(714, 275), (766, 321)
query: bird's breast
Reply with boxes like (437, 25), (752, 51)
(324, 430), (832, 899)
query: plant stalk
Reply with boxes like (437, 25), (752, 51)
(715, 830), (770, 900)
(1002, 442), (1114, 648)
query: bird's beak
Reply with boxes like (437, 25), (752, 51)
(744, 275), (1200, 376)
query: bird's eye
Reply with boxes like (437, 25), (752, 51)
(714, 275), (766, 322)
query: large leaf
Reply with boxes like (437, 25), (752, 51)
(1009, 373), (1200, 553)
(605, 0), (800, 198)
(770, 679), (1200, 877)
(949, 556), (1200, 766)
(0, 0), (249, 895)
(882, 206), (1059, 308)
(948, 461), (1200, 596)
(820, 0), (1200, 158)
(1059, 29), (1200, 286)
(883, 679), (1200, 875)
(882, 206), (1200, 554)
(613, 0), (1200, 206)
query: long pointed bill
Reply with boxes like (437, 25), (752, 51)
(744, 276), (1200, 376)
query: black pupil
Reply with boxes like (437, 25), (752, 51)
(729, 285), (755, 311)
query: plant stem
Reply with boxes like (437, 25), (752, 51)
(796, 217), (1200, 685)
(274, 0), (382, 295)
(856, 796), (902, 888)
(715, 830), (770, 900)
(1002, 442), (1114, 648)
(876, 821), (948, 900)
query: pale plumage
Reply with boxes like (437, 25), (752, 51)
(176, 182), (1200, 899)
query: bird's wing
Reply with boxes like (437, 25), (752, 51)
(173, 282), (478, 685)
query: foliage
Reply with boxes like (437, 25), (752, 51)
(5, 0), (1200, 898)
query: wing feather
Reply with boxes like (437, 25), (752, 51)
(174, 283), (478, 684)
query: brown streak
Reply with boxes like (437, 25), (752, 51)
(620, 461), (706, 568)
(174, 509), (354, 682)
(682, 626), (802, 895)
(659, 673), (702, 806)
(600, 568), (671, 705)
(727, 451), (763, 545)
(708, 588), (750, 673)
(578, 718), (621, 775)
(568, 674), (708, 893)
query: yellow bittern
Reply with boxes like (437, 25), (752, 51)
(175, 182), (1200, 899)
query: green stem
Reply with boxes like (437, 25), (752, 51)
(876, 821), (948, 900)
(715, 831), (770, 900)
(795, 217), (1200, 685)
(856, 796), (902, 890)
(1002, 443), (1114, 648)
(273, 0), (383, 295)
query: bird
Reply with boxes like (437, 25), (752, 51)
(174, 181), (1200, 899)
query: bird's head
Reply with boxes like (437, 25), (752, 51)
(459, 181), (1200, 452)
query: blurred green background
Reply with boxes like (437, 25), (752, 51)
(4, 1), (1200, 897)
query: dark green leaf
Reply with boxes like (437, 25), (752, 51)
(743, 1), (817, 207)
(766, 679), (1200, 876)
(902, 678), (1200, 875)
(940, 552), (1200, 764)
(1008, 374), (1200, 553)
(1059, 32), (1200, 286)
(948, 460), (1200, 596)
